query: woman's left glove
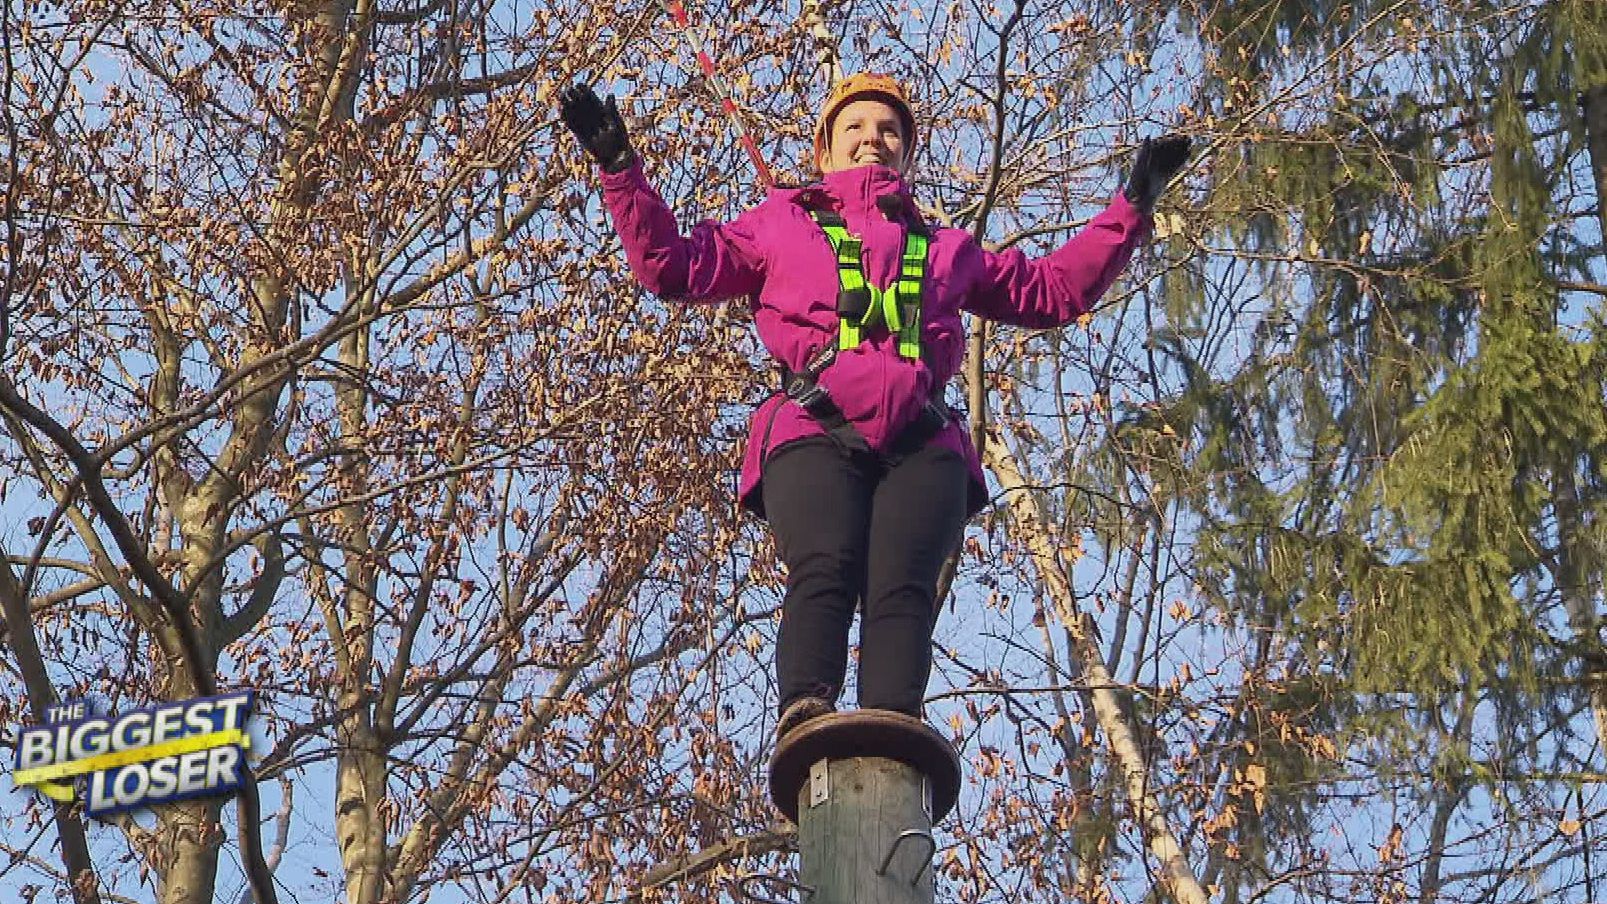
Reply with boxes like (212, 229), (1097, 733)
(558, 84), (637, 173)
(1123, 135), (1191, 211)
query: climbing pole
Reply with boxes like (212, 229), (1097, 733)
(766, 711), (961, 904)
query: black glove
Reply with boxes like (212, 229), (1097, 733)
(558, 84), (636, 173)
(1123, 134), (1191, 211)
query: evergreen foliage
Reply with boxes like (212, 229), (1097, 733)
(1070, 0), (1607, 895)
(1163, 0), (1607, 701)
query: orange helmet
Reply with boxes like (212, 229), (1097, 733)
(813, 73), (917, 171)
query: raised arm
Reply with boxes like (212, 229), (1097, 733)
(963, 134), (1191, 328)
(599, 162), (766, 302)
(560, 84), (765, 302)
(963, 194), (1150, 328)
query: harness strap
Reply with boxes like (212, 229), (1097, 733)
(777, 204), (946, 461)
(811, 210), (926, 360)
(817, 222), (872, 351)
(896, 233), (927, 360)
(778, 344), (951, 462)
(780, 345), (869, 454)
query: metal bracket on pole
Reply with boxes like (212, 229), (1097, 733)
(735, 873), (816, 904)
(808, 759), (829, 808)
(875, 829), (936, 886)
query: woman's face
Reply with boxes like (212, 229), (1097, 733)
(821, 98), (909, 175)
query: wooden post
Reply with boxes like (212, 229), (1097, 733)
(769, 711), (961, 904)
(797, 757), (935, 904)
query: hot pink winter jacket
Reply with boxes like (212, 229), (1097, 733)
(599, 160), (1151, 517)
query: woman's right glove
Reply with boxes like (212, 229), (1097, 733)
(1123, 135), (1191, 212)
(558, 84), (637, 173)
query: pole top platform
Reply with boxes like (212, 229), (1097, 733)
(769, 709), (962, 823)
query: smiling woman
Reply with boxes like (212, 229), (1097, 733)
(822, 100), (909, 172)
(558, 72), (1188, 744)
(813, 74), (919, 175)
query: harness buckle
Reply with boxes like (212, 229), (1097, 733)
(799, 387), (832, 414)
(786, 377), (831, 413)
(837, 287), (872, 321)
(803, 344), (838, 375)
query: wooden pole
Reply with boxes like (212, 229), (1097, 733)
(796, 756), (936, 904)
(769, 711), (961, 904)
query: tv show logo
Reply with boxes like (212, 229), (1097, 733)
(12, 693), (252, 816)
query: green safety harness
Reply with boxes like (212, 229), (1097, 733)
(777, 208), (951, 459)
(815, 211), (928, 360)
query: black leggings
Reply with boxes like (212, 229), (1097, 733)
(762, 435), (969, 717)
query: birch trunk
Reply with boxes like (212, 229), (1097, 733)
(983, 429), (1209, 904)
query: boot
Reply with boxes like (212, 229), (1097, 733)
(776, 696), (835, 741)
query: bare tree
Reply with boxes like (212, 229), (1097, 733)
(2, 1), (1602, 904)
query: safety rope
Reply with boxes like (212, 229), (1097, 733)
(656, 0), (777, 189)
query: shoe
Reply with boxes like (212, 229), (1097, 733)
(776, 696), (835, 741)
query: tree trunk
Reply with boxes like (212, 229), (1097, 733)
(1418, 701), (1474, 904)
(156, 799), (225, 904)
(1552, 472), (1607, 760)
(1585, 84), (1607, 245)
(1573, 3), (1607, 760)
(336, 738), (389, 904)
(1036, 605), (1112, 897)
(801, 0), (842, 89)
(0, 560), (104, 904)
(1576, 0), (1607, 246)
(983, 430), (1209, 904)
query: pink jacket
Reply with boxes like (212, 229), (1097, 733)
(600, 161), (1151, 517)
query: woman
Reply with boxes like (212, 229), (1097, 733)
(559, 75), (1188, 739)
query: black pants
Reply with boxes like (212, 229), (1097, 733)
(762, 435), (969, 717)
